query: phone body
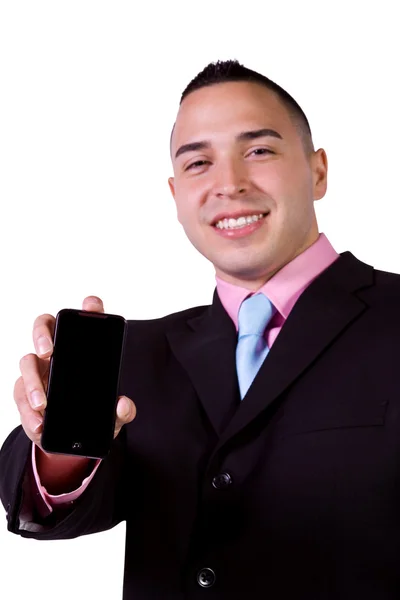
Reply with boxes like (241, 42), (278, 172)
(41, 308), (127, 459)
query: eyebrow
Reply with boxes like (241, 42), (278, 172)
(174, 128), (283, 160)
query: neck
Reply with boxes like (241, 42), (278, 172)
(215, 232), (321, 290)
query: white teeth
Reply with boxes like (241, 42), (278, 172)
(215, 213), (265, 230)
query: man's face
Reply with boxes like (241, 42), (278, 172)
(168, 81), (328, 289)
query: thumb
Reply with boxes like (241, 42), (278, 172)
(116, 395), (136, 423)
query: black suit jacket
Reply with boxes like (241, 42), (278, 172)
(2, 251), (400, 599)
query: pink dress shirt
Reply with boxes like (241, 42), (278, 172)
(32, 232), (339, 517)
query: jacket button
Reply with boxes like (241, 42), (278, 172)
(197, 567), (216, 588)
(212, 472), (232, 489)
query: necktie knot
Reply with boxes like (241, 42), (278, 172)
(238, 293), (276, 338)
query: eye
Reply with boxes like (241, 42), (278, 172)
(185, 160), (210, 171)
(249, 148), (275, 156)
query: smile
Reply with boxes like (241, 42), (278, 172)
(214, 213), (268, 230)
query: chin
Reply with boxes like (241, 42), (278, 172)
(216, 262), (268, 281)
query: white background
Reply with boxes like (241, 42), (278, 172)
(0, 1), (399, 597)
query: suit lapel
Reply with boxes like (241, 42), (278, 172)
(166, 289), (239, 436)
(167, 251), (374, 443)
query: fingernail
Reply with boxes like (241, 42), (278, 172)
(37, 336), (52, 355)
(88, 297), (102, 306)
(31, 391), (45, 409)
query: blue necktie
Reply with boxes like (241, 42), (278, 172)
(236, 293), (276, 399)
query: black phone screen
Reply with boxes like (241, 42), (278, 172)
(41, 309), (127, 459)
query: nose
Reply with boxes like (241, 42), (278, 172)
(212, 157), (248, 198)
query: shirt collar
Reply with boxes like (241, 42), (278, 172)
(216, 233), (340, 330)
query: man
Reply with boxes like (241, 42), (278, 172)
(1, 59), (398, 598)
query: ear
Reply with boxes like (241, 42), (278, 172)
(168, 177), (182, 224)
(312, 148), (328, 201)
(168, 177), (175, 199)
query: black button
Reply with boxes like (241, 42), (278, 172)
(212, 472), (232, 489)
(197, 568), (216, 588)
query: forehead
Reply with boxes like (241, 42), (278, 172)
(172, 81), (292, 151)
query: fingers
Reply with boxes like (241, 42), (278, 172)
(114, 396), (136, 439)
(14, 373), (44, 446)
(32, 313), (55, 358)
(19, 353), (48, 410)
(82, 296), (104, 313)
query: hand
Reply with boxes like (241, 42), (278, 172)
(14, 296), (136, 453)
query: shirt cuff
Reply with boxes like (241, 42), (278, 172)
(31, 443), (102, 513)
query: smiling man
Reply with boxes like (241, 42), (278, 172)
(168, 74), (327, 289)
(2, 59), (400, 599)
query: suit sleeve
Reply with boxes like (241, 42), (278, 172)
(0, 424), (128, 540)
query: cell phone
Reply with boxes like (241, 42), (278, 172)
(41, 308), (127, 459)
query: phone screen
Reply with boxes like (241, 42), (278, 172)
(41, 309), (127, 459)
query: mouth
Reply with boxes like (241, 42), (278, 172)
(213, 212), (270, 231)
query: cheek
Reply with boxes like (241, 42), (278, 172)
(258, 163), (311, 210)
(174, 184), (204, 224)
(252, 164), (287, 195)
(174, 198), (195, 230)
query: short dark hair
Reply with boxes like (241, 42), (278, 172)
(170, 59), (314, 156)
